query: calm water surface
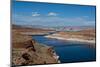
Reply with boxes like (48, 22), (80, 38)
(32, 35), (96, 63)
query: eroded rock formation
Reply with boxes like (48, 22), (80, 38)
(12, 32), (59, 66)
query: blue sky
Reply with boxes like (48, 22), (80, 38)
(12, 1), (96, 27)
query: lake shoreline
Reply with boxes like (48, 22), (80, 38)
(45, 35), (95, 46)
(32, 35), (96, 63)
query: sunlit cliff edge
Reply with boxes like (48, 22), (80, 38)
(12, 25), (60, 66)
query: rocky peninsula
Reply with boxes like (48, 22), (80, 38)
(12, 25), (59, 66)
(45, 29), (96, 47)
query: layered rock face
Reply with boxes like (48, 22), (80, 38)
(12, 31), (59, 66)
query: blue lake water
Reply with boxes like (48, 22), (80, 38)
(32, 35), (96, 63)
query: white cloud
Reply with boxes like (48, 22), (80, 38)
(47, 12), (58, 16)
(32, 12), (40, 17)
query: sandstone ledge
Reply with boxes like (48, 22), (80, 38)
(12, 32), (59, 66)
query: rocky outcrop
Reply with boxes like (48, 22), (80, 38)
(12, 32), (59, 66)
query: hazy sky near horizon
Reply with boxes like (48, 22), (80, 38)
(12, 0), (96, 27)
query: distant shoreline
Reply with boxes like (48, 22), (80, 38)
(45, 35), (95, 44)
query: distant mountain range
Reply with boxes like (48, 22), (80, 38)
(12, 24), (95, 31)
